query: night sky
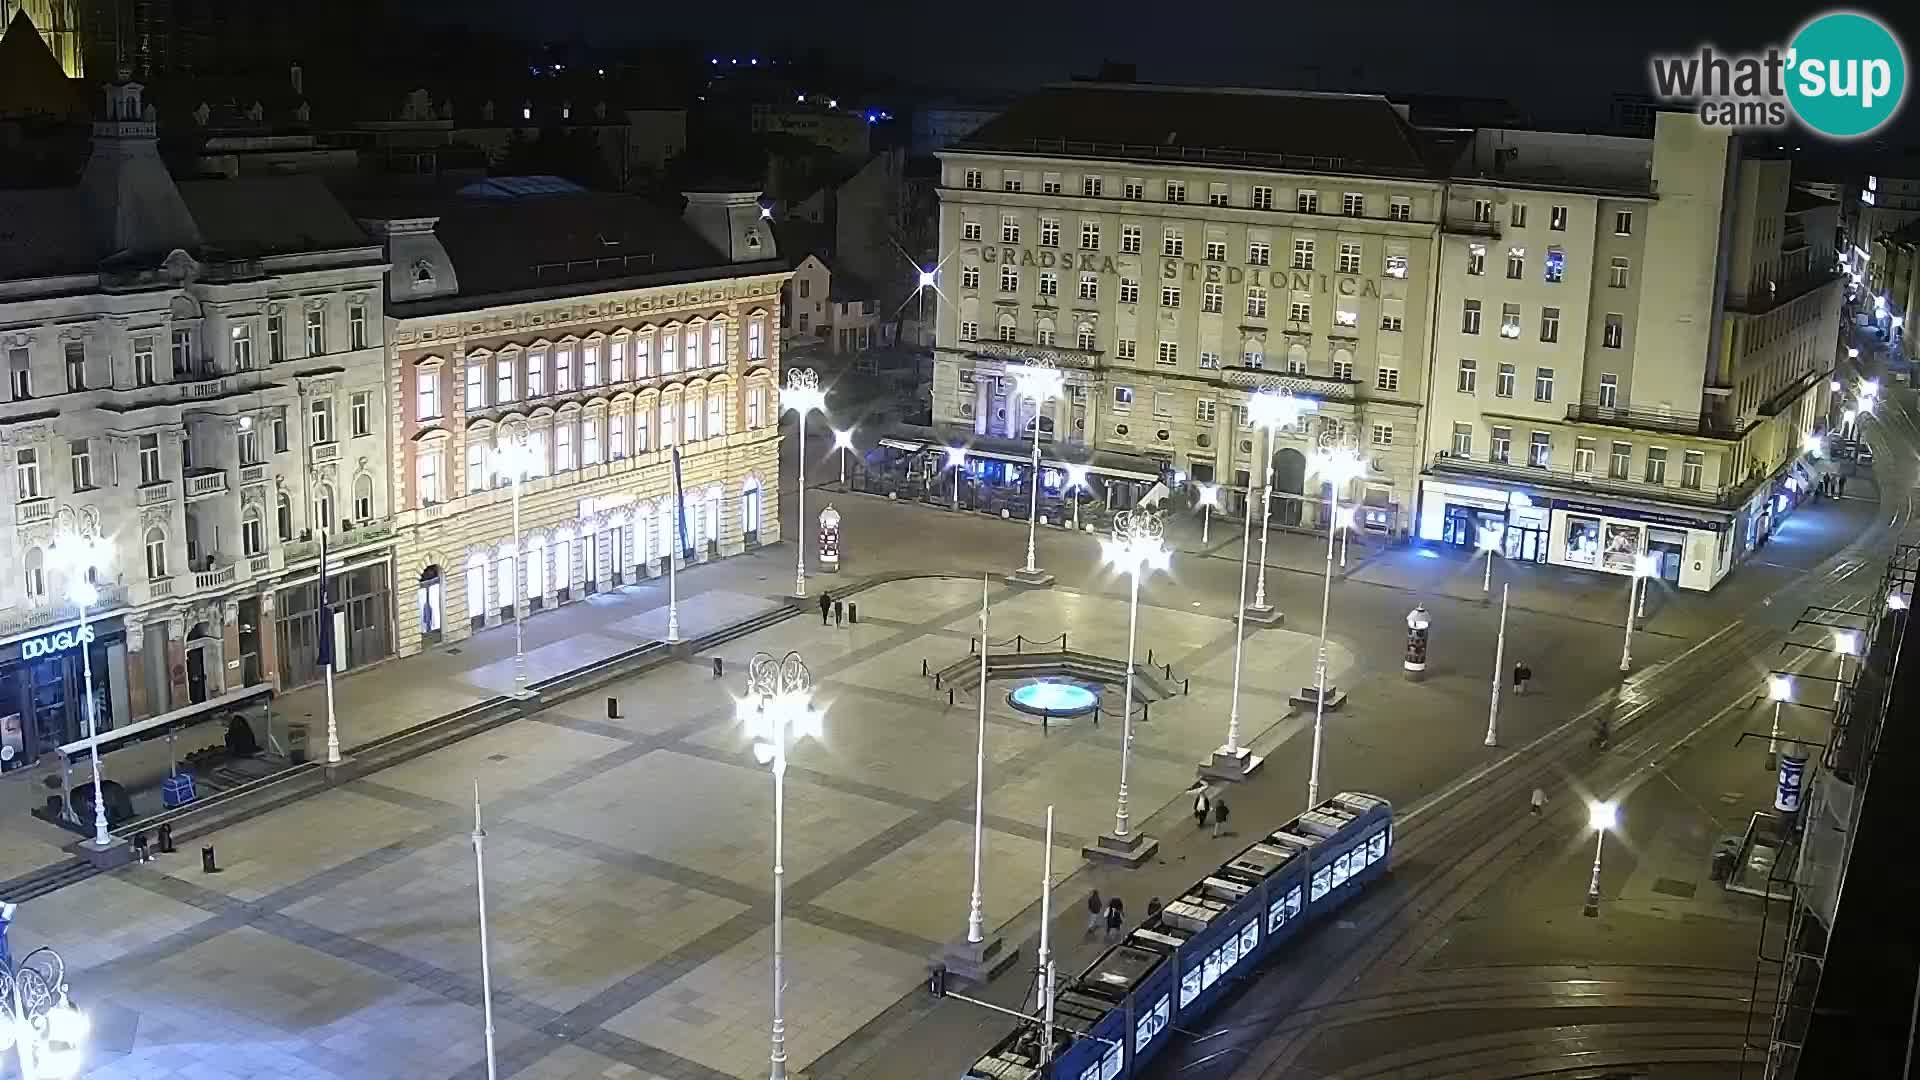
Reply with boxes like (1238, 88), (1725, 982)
(409, 0), (1919, 140)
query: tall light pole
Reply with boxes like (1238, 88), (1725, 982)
(494, 441), (537, 695)
(1485, 583), (1511, 747)
(1583, 799), (1618, 918)
(1833, 630), (1859, 704)
(739, 651), (822, 1080)
(471, 781), (498, 1080)
(1194, 483), (1218, 546)
(1246, 391), (1316, 617)
(1478, 524), (1502, 596)
(0, 926), (88, 1080)
(1306, 442), (1367, 807)
(945, 445), (967, 511)
(1206, 475), (1260, 780)
(966, 576), (990, 943)
(783, 368), (826, 599)
(1090, 511), (1169, 863)
(1034, 805), (1057, 1066)
(47, 533), (112, 849)
(1063, 463), (1089, 532)
(831, 427), (855, 488)
(1618, 553), (1660, 673)
(1766, 674), (1792, 770)
(1010, 361), (1065, 583)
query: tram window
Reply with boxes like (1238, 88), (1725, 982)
(1221, 934), (1239, 970)
(1370, 829), (1387, 862)
(1081, 1064), (1100, 1080)
(1240, 921), (1260, 956)
(1203, 951), (1221, 989)
(1136, 1015), (1152, 1053)
(1153, 994), (1170, 1031)
(1331, 853), (1350, 888)
(1312, 866), (1332, 901)
(1102, 1043), (1123, 1080)
(1135, 993), (1170, 1051)
(1270, 895), (1289, 932)
(1286, 886), (1302, 920)
(1180, 965), (1202, 1007)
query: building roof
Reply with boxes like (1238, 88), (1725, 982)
(0, 188), (96, 277)
(1787, 188), (1838, 214)
(951, 83), (1439, 179)
(0, 11), (83, 119)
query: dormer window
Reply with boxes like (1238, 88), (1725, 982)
(746, 229), (761, 250)
(411, 259), (436, 289)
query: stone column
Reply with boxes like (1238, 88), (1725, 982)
(125, 624), (151, 721)
(165, 616), (188, 710)
(219, 600), (241, 696)
(259, 589), (281, 690)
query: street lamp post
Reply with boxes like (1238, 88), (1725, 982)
(784, 369), (826, 599)
(1486, 583), (1510, 748)
(739, 651), (824, 1080)
(832, 428), (855, 488)
(1245, 392), (1317, 617)
(945, 446), (967, 512)
(1766, 675), (1792, 771)
(1478, 525), (1502, 596)
(1336, 505), (1355, 568)
(1306, 442), (1367, 808)
(1063, 463), (1089, 533)
(495, 441), (538, 693)
(1010, 362), (1065, 583)
(1087, 511), (1169, 865)
(1583, 800), (1618, 917)
(1833, 630), (1859, 705)
(1618, 554), (1660, 673)
(0, 926), (88, 1080)
(1205, 479), (1260, 780)
(471, 782), (498, 1080)
(48, 533), (112, 849)
(1194, 483), (1218, 547)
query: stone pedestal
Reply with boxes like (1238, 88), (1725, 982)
(940, 933), (1019, 985)
(1083, 830), (1159, 868)
(78, 834), (130, 870)
(1242, 604), (1285, 627)
(1006, 568), (1056, 587)
(1200, 745), (1264, 782)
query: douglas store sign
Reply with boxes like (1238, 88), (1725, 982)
(20, 625), (94, 661)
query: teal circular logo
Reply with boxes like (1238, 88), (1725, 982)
(1787, 11), (1907, 138)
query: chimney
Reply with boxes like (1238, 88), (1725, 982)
(682, 190), (777, 264)
(290, 62), (304, 97)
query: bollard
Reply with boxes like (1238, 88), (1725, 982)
(1041, 712), (1049, 734)
(1183, 677), (1191, 695)
(1016, 637), (1023, 654)
(948, 689), (955, 706)
(158, 822), (176, 854)
(922, 658), (930, 677)
(935, 673), (943, 689)
(607, 696), (621, 720)
(849, 602), (858, 624)
(1147, 648), (1156, 666)
(1164, 663), (1172, 679)
(1143, 701), (1151, 722)
(713, 657), (724, 679)
(201, 845), (220, 874)
(970, 636), (978, 655)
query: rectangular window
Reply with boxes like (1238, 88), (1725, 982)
(1614, 210), (1633, 235)
(1544, 247), (1565, 283)
(1001, 216), (1019, 244)
(1462, 299), (1482, 334)
(305, 308), (324, 355)
(1339, 242), (1362, 274)
(1645, 446), (1668, 484)
(1163, 229), (1184, 257)
(659, 400), (677, 447)
(1574, 437), (1596, 474)
(962, 221), (981, 241)
(223, 325), (254, 373)
(1371, 423), (1393, 447)
(1534, 367), (1555, 402)
(1603, 314), (1624, 349)
(1246, 287), (1268, 317)
(610, 413), (627, 459)
(1205, 240), (1226, 262)
(1380, 314), (1403, 332)
(1510, 202), (1528, 228)
(415, 370), (440, 420)
(964, 168), (982, 190)
(608, 339), (625, 382)
(1682, 450), (1704, 489)
(1331, 355), (1354, 380)
(1389, 196), (1411, 221)
(62, 341), (85, 391)
(960, 320), (978, 341)
(1490, 426), (1512, 464)
(417, 449), (443, 504)
(1039, 218), (1060, 247)
(1112, 386), (1134, 411)
(1248, 241), (1270, 266)
(497, 357), (515, 403)
(1599, 373), (1619, 409)
(555, 422), (574, 470)
(1252, 186), (1274, 210)
(1376, 365), (1400, 392)
(1121, 225), (1142, 254)
(1161, 285), (1180, 308)
(139, 434), (161, 484)
(1157, 341), (1179, 365)
(237, 427), (258, 467)
(1609, 257), (1630, 288)
(134, 336), (157, 386)
(636, 406), (651, 450)
(961, 266), (980, 289)
(1529, 431), (1551, 468)
(1496, 363), (1516, 397)
(1081, 222), (1100, 249)
(748, 317), (767, 361)
(1002, 173), (1022, 192)
(273, 410), (288, 453)
(1457, 357), (1477, 393)
(467, 442), (486, 492)
(15, 448), (40, 499)
(1609, 441), (1632, 479)
(1203, 282), (1223, 313)
(583, 343), (600, 386)
(1293, 238), (1314, 270)
(1473, 198), (1493, 223)
(1164, 179), (1186, 203)
(998, 322), (1017, 342)
(353, 390), (372, 436)
(1289, 300), (1311, 323)
(1039, 272), (1058, 298)
(1036, 324), (1055, 346)
(528, 350), (547, 396)
(1500, 303), (1521, 338)
(349, 304), (368, 349)
(1119, 278), (1140, 304)
(1540, 306), (1561, 343)
(635, 335), (653, 376)
(1467, 244), (1486, 276)
(267, 314), (285, 362)
(1334, 305), (1358, 328)
(1079, 274), (1098, 301)
(1198, 351), (1220, 370)
(1452, 423), (1473, 457)
(1153, 392), (1173, 419)
(1342, 192), (1365, 217)
(1196, 399), (1217, 423)
(1124, 179), (1144, 200)
(1042, 174), (1061, 195)
(1000, 265), (1019, 292)
(1550, 205), (1568, 231)
(1082, 175), (1102, 197)
(1243, 347), (1264, 368)
(466, 361), (486, 408)
(1506, 247), (1525, 279)
(1208, 183), (1229, 207)
(1296, 190), (1319, 214)
(309, 398), (334, 443)
(1384, 246), (1409, 279)
(8, 347), (31, 399)
(1115, 339), (1136, 361)
(1078, 326), (1096, 350)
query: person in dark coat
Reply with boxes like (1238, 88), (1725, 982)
(1146, 897), (1163, 922)
(818, 592), (832, 626)
(1085, 890), (1104, 937)
(833, 599), (845, 626)
(1193, 789), (1211, 830)
(1513, 662), (1532, 695)
(1212, 797), (1231, 838)
(1104, 896), (1126, 940)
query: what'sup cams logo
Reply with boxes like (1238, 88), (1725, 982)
(1649, 10), (1908, 138)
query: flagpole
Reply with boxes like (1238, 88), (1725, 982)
(667, 449), (681, 643)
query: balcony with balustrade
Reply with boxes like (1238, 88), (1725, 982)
(183, 467), (230, 501)
(1564, 401), (1749, 441)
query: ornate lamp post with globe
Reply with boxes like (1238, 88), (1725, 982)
(0, 911), (89, 1080)
(1304, 438), (1368, 807)
(47, 532), (114, 851)
(783, 369), (826, 598)
(1245, 391), (1316, 624)
(1084, 510), (1169, 866)
(1009, 360), (1065, 585)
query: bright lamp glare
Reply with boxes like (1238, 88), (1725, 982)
(1588, 801), (1618, 832)
(1335, 506), (1357, 530)
(917, 268), (936, 288)
(944, 446), (967, 467)
(1768, 674), (1793, 701)
(1063, 463), (1089, 490)
(1891, 592), (1910, 611)
(832, 428), (855, 451)
(1636, 554), (1661, 578)
(1834, 630), (1859, 656)
(1195, 482), (1219, 508)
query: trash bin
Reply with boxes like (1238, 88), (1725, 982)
(287, 722), (310, 766)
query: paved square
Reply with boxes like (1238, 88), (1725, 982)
(373, 722), (629, 807)
(811, 819), (1075, 945)
(153, 788), (439, 902)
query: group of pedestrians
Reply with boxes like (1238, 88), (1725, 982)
(817, 592), (846, 626)
(1192, 789), (1231, 837)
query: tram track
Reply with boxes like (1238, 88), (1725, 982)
(1325, 1020), (1751, 1080)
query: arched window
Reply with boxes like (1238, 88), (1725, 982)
(242, 504), (265, 556)
(144, 527), (168, 579)
(276, 491), (293, 541)
(312, 483), (335, 534)
(353, 472), (374, 522)
(23, 548), (45, 599)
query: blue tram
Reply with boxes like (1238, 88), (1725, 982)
(965, 791), (1393, 1080)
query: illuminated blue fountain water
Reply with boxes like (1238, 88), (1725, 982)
(1007, 680), (1099, 719)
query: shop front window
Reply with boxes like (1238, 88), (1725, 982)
(1565, 516), (1600, 565)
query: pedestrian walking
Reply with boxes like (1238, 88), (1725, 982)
(1513, 661), (1532, 696)
(832, 599), (845, 626)
(818, 592), (832, 626)
(1104, 896), (1125, 941)
(1193, 789), (1211, 830)
(1085, 890), (1104, 938)
(1212, 797), (1231, 838)
(1530, 787), (1547, 816)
